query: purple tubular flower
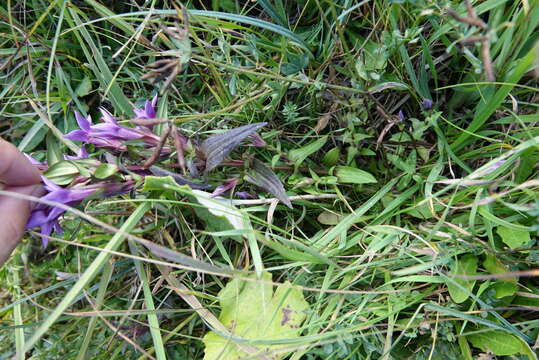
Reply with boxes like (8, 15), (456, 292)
(236, 191), (255, 199)
(398, 110), (405, 121)
(134, 95), (158, 119)
(211, 178), (239, 197)
(26, 177), (96, 247)
(26, 177), (136, 247)
(65, 146), (89, 160)
(249, 133), (266, 147)
(134, 95), (158, 129)
(422, 99), (433, 110)
(64, 109), (158, 151)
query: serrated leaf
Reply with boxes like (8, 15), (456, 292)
(288, 135), (327, 166)
(447, 255), (477, 304)
(43, 161), (80, 185)
(497, 226), (531, 249)
(245, 159), (292, 208)
(201, 123), (267, 172)
(467, 329), (521, 356)
(203, 272), (308, 360)
(334, 166), (377, 184)
(94, 163), (119, 179)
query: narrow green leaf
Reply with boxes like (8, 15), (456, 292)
(288, 135), (327, 167)
(334, 166), (377, 184)
(24, 203), (151, 352)
(451, 43), (538, 150)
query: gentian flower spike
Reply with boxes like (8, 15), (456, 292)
(26, 177), (96, 247)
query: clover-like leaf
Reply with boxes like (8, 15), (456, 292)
(203, 272), (308, 360)
(245, 159), (292, 208)
(201, 122), (267, 172)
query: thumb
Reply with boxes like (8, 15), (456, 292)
(0, 184), (45, 267)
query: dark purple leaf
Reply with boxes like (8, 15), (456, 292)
(245, 159), (292, 208)
(200, 122), (267, 172)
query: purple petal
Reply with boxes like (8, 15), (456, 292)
(133, 107), (147, 119)
(42, 176), (62, 192)
(144, 100), (156, 119)
(422, 99), (433, 110)
(212, 178), (239, 197)
(65, 146), (89, 160)
(134, 96), (158, 119)
(99, 107), (118, 124)
(40, 222), (53, 248)
(26, 210), (49, 229)
(398, 110), (405, 121)
(75, 112), (91, 131)
(236, 191), (255, 199)
(249, 133), (266, 147)
(65, 129), (89, 142)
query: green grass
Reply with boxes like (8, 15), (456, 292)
(1, 0), (538, 359)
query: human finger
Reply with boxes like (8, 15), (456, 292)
(0, 138), (42, 186)
(0, 184), (44, 266)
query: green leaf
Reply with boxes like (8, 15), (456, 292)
(484, 254), (517, 298)
(94, 163), (118, 179)
(447, 255), (477, 303)
(75, 76), (92, 97)
(142, 175), (178, 191)
(203, 272), (308, 360)
(46, 134), (63, 166)
(317, 211), (343, 225)
(43, 161), (80, 185)
(334, 166), (377, 184)
(189, 190), (252, 242)
(288, 136), (327, 166)
(467, 329), (521, 356)
(497, 226), (531, 249)
(322, 147), (340, 167)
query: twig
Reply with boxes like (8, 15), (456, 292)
(231, 194), (339, 206)
(143, 124), (172, 168)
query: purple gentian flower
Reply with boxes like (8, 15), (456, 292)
(398, 110), (405, 121)
(249, 133), (266, 147)
(236, 191), (255, 199)
(26, 177), (136, 247)
(65, 146), (89, 160)
(212, 178), (239, 197)
(134, 95), (158, 120)
(26, 177), (96, 247)
(422, 99), (433, 110)
(65, 109), (158, 151)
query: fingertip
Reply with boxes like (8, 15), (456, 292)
(0, 138), (42, 186)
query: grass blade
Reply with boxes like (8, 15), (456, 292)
(24, 202), (151, 352)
